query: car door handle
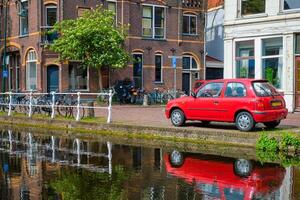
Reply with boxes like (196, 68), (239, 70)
(213, 101), (219, 105)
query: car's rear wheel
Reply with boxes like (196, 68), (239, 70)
(169, 150), (184, 167)
(234, 159), (253, 177)
(264, 120), (281, 129)
(235, 111), (255, 131)
(170, 109), (185, 127)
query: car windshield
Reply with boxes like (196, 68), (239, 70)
(253, 82), (279, 97)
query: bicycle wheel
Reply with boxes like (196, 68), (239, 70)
(57, 101), (69, 117)
(71, 103), (85, 119)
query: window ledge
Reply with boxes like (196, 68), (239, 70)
(182, 34), (198, 36)
(142, 37), (167, 41)
(278, 9), (300, 15)
(154, 81), (164, 84)
(19, 34), (29, 38)
(237, 13), (268, 20)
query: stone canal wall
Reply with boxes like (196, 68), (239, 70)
(0, 115), (262, 148)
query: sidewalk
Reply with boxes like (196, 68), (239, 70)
(95, 105), (300, 131)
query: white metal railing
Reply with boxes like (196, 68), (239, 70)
(0, 90), (113, 123)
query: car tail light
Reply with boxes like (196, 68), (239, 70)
(256, 100), (265, 110)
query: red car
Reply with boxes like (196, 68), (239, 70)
(165, 151), (285, 200)
(165, 79), (288, 131)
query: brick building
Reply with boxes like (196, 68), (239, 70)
(0, 0), (206, 94)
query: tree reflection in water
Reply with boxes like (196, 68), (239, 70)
(51, 165), (129, 200)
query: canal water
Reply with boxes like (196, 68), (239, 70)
(0, 129), (299, 200)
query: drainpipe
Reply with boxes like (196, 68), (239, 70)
(2, 0), (9, 93)
(203, 1), (207, 80)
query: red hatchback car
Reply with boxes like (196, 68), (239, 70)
(165, 79), (288, 131)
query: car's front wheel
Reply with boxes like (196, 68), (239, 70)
(235, 111), (255, 131)
(264, 120), (281, 129)
(170, 109), (185, 127)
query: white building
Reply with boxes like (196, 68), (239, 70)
(223, 0), (300, 112)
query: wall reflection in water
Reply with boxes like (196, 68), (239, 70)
(0, 129), (298, 200)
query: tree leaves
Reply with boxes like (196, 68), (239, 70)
(50, 5), (130, 70)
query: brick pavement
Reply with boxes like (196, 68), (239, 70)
(94, 105), (300, 131)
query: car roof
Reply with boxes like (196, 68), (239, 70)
(203, 78), (267, 83)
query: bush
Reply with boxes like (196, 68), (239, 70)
(256, 133), (279, 151)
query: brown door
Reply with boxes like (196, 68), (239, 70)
(296, 57), (300, 109)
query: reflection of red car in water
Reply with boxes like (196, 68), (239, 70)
(164, 151), (285, 200)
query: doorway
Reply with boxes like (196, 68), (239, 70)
(296, 57), (300, 109)
(47, 65), (59, 92)
(182, 72), (190, 95)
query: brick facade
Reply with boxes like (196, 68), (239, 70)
(0, 0), (206, 93)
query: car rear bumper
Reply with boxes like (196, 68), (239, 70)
(252, 108), (288, 122)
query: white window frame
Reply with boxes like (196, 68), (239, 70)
(26, 50), (38, 91)
(235, 40), (255, 79)
(182, 55), (199, 71)
(68, 62), (90, 92)
(238, 0), (266, 18)
(154, 54), (163, 83)
(45, 5), (57, 27)
(142, 4), (166, 39)
(281, 0), (300, 12)
(182, 14), (197, 35)
(261, 37), (284, 89)
(19, 0), (29, 36)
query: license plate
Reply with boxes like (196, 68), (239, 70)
(272, 101), (282, 107)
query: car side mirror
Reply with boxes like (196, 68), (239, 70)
(191, 91), (196, 98)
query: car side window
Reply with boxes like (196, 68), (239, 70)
(225, 82), (247, 97)
(196, 82), (224, 98)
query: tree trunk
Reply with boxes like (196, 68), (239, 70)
(98, 68), (103, 91)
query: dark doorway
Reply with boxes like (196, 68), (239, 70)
(47, 65), (59, 92)
(182, 72), (190, 95)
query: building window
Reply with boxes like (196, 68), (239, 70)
(142, 6), (165, 39)
(241, 0), (265, 16)
(45, 5), (57, 26)
(284, 0), (300, 10)
(296, 34), (300, 54)
(262, 37), (283, 89)
(26, 50), (37, 90)
(108, 1), (117, 24)
(182, 56), (198, 70)
(155, 54), (163, 82)
(77, 7), (90, 18)
(235, 40), (255, 78)
(19, 0), (29, 36)
(69, 63), (88, 90)
(183, 14), (197, 35)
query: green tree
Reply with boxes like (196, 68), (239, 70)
(50, 6), (130, 89)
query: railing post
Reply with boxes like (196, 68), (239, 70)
(8, 91), (12, 116)
(28, 90), (33, 117)
(51, 91), (55, 119)
(76, 92), (81, 121)
(107, 89), (112, 123)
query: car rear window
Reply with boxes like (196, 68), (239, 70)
(252, 82), (279, 97)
